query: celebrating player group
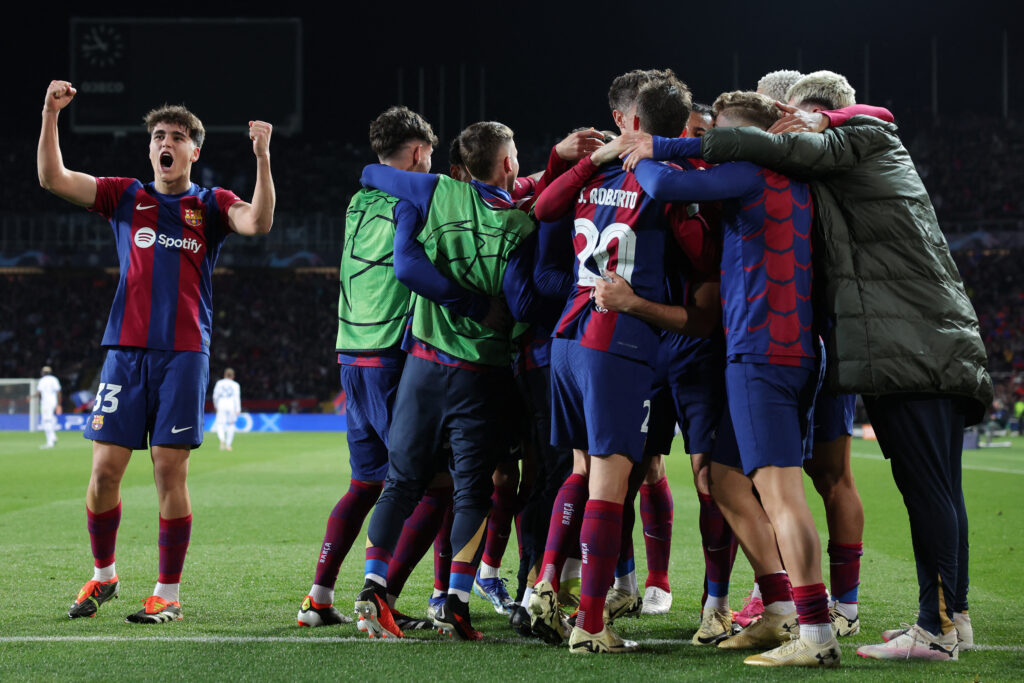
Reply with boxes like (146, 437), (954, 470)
(37, 64), (991, 669)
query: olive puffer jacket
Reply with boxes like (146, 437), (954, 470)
(699, 116), (992, 424)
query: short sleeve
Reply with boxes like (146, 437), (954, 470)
(88, 177), (135, 219)
(214, 188), (243, 228)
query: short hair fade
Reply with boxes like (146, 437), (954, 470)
(144, 104), (205, 148)
(458, 121), (514, 181)
(607, 68), (680, 113)
(785, 70), (856, 110)
(712, 91), (782, 131)
(368, 106), (438, 161)
(756, 70), (803, 102)
(636, 78), (693, 138)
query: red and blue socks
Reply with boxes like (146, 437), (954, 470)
(385, 486), (453, 600)
(639, 477), (673, 592)
(698, 493), (737, 610)
(155, 514), (192, 603)
(536, 473), (587, 591)
(578, 499), (623, 634)
(828, 540), (863, 619)
(310, 480), (382, 603)
(793, 582), (833, 644)
(757, 571), (795, 614)
(480, 483), (518, 577)
(87, 502), (121, 581)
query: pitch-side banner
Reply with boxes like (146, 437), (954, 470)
(0, 413), (347, 433)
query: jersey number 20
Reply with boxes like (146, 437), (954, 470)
(574, 218), (637, 287)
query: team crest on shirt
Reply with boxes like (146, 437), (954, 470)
(91, 414), (104, 430)
(184, 208), (204, 227)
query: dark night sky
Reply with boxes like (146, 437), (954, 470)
(6, 0), (1021, 146)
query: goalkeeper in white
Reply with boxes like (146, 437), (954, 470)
(212, 368), (241, 450)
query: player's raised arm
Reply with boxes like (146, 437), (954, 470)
(228, 120), (276, 235)
(37, 80), (98, 207)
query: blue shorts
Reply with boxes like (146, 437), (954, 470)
(813, 391), (856, 443)
(549, 338), (654, 462)
(84, 348), (208, 451)
(341, 363), (404, 482)
(645, 368), (726, 457)
(719, 361), (815, 475)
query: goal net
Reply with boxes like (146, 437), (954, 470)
(0, 378), (38, 431)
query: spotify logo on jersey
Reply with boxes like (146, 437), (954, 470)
(134, 227), (156, 248)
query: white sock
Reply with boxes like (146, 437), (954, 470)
(751, 582), (762, 600)
(765, 599), (796, 615)
(522, 586), (534, 605)
(154, 582), (180, 603)
(448, 587), (470, 603)
(704, 594), (729, 611)
(93, 563), (116, 582)
(834, 601), (858, 620)
(45, 427), (57, 445)
(479, 561), (499, 580)
(366, 574), (386, 588)
(309, 584), (333, 605)
(614, 570), (638, 594)
(226, 426), (236, 446)
(431, 588), (445, 600)
(217, 424), (226, 444)
(561, 558), (582, 582)
(801, 622), (834, 644)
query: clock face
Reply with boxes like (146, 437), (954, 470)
(81, 24), (124, 68)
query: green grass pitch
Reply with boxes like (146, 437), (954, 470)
(1, 429), (1021, 680)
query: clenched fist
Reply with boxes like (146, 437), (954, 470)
(249, 120), (273, 158)
(43, 80), (77, 114)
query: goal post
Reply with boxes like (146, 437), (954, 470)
(0, 378), (38, 431)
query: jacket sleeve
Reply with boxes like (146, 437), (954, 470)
(699, 125), (870, 179)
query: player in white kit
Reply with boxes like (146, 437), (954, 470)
(212, 368), (241, 450)
(38, 366), (62, 449)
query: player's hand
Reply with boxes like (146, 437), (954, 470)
(55, 405), (63, 415)
(619, 131), (654, 172)
(590, 135), (628, 167)
(43, 80), (77, 113)
(767, 102), (829, 134)
(249, 120), (273, 158)
(480, 296), (513, 334)
(593, 270), (638, 313)
(555, 128), (605, 162)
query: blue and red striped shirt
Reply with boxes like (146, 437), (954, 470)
(636, 137), (815, 367)
(89, 177), (240, 354)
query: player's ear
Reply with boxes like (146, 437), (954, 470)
(411, 144), (422, 168)
(502, 155), (512, 174)
(612, 109), (625, 130)
(191, 146), (201, 163)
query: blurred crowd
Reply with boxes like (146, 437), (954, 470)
(3, 113), (1022, 409)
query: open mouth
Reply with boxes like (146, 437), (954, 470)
(160, 153), (173, 170)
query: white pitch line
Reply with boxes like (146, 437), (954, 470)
(851, 451), (1024, 476)
(0, 635), (1020, 652)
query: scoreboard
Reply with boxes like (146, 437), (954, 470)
(69, 18), (302, 135)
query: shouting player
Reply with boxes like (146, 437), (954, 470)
(38, 80), (276, 624)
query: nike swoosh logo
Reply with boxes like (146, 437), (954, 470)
(170, 426), (192, 434)
(136, 203), (157, 210)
